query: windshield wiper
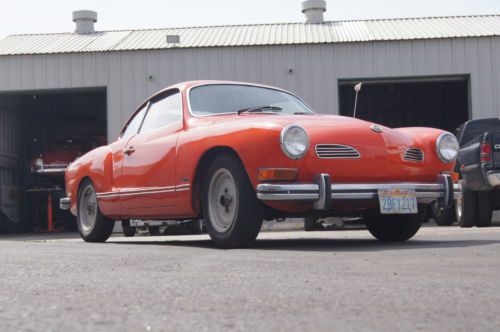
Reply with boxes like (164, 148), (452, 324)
(237, 106), (282, 115)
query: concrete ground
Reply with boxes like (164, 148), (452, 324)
(1, 225), (500, 332)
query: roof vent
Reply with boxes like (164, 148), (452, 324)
(72, 10), (97, 34)
(166, 35), (180, 44)
(302, 0), (326, 24)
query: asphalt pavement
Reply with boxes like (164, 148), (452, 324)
(1, 225), (500, 332)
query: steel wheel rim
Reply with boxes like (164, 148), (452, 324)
(79, 186), (98, 232)
(208, 168), (238, 233)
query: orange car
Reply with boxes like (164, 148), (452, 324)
(60, 81), (461, 248)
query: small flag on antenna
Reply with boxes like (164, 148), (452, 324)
(354, 82), (362, 92)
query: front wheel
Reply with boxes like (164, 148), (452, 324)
(122, 220), (136, 237)
(77, 180), (114, 242)
(365, 206), (426, 242)
(202, 155), (263, 248)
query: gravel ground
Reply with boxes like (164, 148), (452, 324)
(1, 225), (500, 332)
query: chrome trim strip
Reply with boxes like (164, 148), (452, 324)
(257, 193), (319, 200)
(96, 184), (191, 199)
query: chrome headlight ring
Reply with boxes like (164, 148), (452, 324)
(280, 124), (310, 159)
(436, 132), (459, 163)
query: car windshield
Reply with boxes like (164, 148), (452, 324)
(189, 84), (314, 116)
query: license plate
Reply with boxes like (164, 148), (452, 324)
(378, 188), (418, 214)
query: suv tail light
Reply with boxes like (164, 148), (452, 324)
(481, 142), (491, 163)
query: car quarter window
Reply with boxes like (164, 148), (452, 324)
(121, 104), (148, 139)
(139, 91), (182, 133)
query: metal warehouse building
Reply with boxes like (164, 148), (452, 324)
(0, 4), (500, 230)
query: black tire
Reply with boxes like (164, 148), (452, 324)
(190, 219), (205, 234)
(0, 210), (14, 234)
(149, 226), (161, 236)
(122, 220), (136, 237)
(476, 191), (493, 227)
(456, 180), (477, 228)
(365, 206), (426, 242)
(202, 154), (263, 248)
(77, 179), (114, 242)
(304, 217), (317, 232)
(434, 206), (456, 226)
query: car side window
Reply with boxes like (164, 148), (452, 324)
(121, 104), (148, 139)
(140, 92), (182, 133)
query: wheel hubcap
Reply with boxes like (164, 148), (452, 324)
(208, 168), (238, 233)
(79, 186), (98, 232)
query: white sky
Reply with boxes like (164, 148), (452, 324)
(0, 0), (499, 38)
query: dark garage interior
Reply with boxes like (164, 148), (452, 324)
(0, 89), (107, 232)
(338, 77), (469, 133)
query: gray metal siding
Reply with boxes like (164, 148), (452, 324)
(0, 36), (499, 139)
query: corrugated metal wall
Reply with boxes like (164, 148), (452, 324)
(0, 36), (499, 139)
(0, 95), (21, 223)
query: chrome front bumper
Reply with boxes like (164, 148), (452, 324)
(60, 197), (70, 210)
(256, 174), (460, 210)
(35, 168), (67, 174)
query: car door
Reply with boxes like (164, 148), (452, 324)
(120, 90), (183, 217)
(98, 102), (149, 217)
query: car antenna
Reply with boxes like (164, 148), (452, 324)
(353, 82), (362, 118)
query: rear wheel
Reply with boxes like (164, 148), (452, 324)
(304, 217), (317, 232)
(149, 226), (161, 236)
(365, 206), (426, 242)
(202, 155), (263, 248)
(476, 191), (493, 227)
(77, 180), (114, 242)
(456, 180), (476, 228)
(122, 220), (136, 237)
(434, 205), (456, 226)
(190, 219), (205, 234)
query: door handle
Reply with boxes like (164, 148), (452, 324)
(124, 146), (135, 156)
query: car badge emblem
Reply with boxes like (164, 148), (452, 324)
(371, 124), (383, 133)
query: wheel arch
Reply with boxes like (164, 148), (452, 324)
(191, 146), (251, 216)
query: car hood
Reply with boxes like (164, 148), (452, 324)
(36, 148), (82, 166)
(194, 113), (446, 182)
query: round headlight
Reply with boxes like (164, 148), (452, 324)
(34, 158), (44, 170)
(436, 132), (459, 163)
(280, 124), (309, 159)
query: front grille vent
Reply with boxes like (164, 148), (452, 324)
(315, 144), (361, 159)
(404, 148), (424, 162)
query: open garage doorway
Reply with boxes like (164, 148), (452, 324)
(0, 88), (107, 232)
(338, 76), (469, 133)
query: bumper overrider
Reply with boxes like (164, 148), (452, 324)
(60, 197), (71, 210)
(256, 174), (460, 210)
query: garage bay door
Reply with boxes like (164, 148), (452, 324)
(338, 76), (469, 133)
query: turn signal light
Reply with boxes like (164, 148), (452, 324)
(481, 142), (491, 163)
(258, 168), (298, 181)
